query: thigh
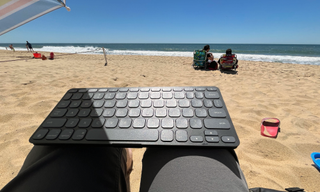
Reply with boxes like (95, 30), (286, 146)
(140, 147), (248, 192)
(1, 145), (129, 192)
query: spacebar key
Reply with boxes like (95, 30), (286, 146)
(86, 129), (159, 141)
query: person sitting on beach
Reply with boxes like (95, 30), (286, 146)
(203, 44), (218, 70)
(218, 48), (239, 69)
(9, 44), (15, 52)
(26, 41), (34, 52)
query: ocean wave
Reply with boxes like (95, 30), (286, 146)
(0, 46), (319, 65)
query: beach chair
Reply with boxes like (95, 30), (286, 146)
(218, 54), (238, 70)
(193, 50), (207, 69)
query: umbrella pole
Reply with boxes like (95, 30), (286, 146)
(102, 47), (107, 66)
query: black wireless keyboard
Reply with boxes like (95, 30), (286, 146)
(29, 86), (240, 148)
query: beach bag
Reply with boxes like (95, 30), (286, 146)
(42, 55), (47, 60)
(49, 52), (54, 60)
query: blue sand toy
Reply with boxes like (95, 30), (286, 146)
(311, 152), (320, 170)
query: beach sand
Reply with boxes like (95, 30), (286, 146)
(0, 50), (320, 192)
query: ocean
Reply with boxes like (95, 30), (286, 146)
(1, 43), (320, 65)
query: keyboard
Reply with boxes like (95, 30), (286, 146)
(29, 86), (240, 148)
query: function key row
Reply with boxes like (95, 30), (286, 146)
(63, 91), (220, 101)
(57, 99), (223, 109)
(68, 87), (218, 93)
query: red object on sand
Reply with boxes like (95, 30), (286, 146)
(50, 52), (54, 60)
(260, 118), (280, 138)
(33, 53), (41, 58)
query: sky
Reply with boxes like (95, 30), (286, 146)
(1, 0), (320, 44)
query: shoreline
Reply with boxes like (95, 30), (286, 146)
(0, 50), (320, 191)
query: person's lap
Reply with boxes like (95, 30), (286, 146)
(1, 146), (248, 192)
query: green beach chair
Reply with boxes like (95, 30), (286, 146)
(193, 49), (207, 69)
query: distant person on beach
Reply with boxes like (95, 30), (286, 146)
(203, 44), (218, 70)
(9, 44), (15, 52)
(218, 48), (239, 69)
(26, 41), (34, 52)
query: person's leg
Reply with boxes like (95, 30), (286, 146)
(140, 147), (248, 192)
(1, 145), (131, 192)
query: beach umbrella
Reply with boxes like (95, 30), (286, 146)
(0, 0), (70, 36)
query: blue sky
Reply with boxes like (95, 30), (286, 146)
(1, 0), (320, 44)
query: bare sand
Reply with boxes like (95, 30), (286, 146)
(0, 50), (320, 192)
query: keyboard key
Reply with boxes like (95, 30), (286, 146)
(178, 99), (190, 108)
(119, 88), (129, 92)
(116, 93), (127, 100)
(142, 108), (153, 117)
(115, 109), (128, 117)
(119, 118), (132, 128)
(133, 118), (145, 128)
(71, 93), (83, 100)
(104, 93), (115, 99)
(78, 109), (91, 117)
(162, 92), (172, 99)
(195, 109), (208, 118)
(116, 100), (128, 108)
(150, 92), (161, 99)
(184, 87), (194, 91)
(169, 108), (181, 117)
(92, 100), (104, 108)
(42, 118), (66, 128)
(103, 109), (115, 117)
(90, 109), (103, 117)
(162, 118), (174, 128)
(88, 89), (98, 93)
(46, 129), (61, 140)
(65, 118), (79, 128)
(127, 92), (138, 99)
(155, 108), (167, 117)
(50, 109), (67, 117)
(57, 101), (70, 108)
(204, 92), (219, 99)
(128, 100), (139, 108)
(191, 99), (202, 108)
(109, 88), (118, 92)
(86, 129), (159, 141)
(128, 108), (141, 117)
(176, 130), (188, 142)
(174, 92), (184, 99)
(195, 87), (205, 91)
(98, 88), (108, 92)
(78, 118), (92, 128)
(204, 119), (230, 129)
(70, 101), (82, 108)
(166, 100), (177, 108)
(161, 130), (174, 142)
(93, 93), (105, 100)
(221, 136), (236, 143)
(213, 100), (223, 108)
(139, 92), (149, 99)
(182, 108), (194, 117)
(190, 118), (202, 129)
(206, 87), (217, 91)
(186, 92), (194, 99)
(72, 129), (87, 140)
(63, 93), (72, 100)
(33, 129), (49, 139)
(195, 92), (204, 99)
(147, 118), (159, 128)
(140, 100), (152, 108)
(59, 129), (74, 140)
(208, 109), (226, 118)
(190, 136), (203, 142)
(91, 118), (105, 128)
(204, 130), (218, 136)
(66, 109), (79, 117)
(104, 100), (116, 108)
(176, 118), (188, 129)
(105, 118), (118, 128)
(82, 93), (94, 100)
(206, 136), (219, 143)
(81, 100), (92, 108)
(153, 100), (164, 108)
(203, 100), (213, 108)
